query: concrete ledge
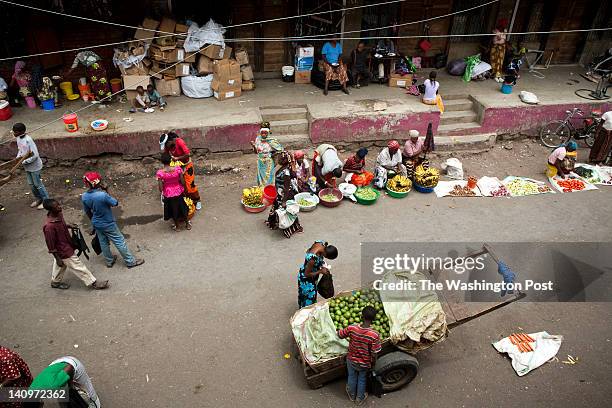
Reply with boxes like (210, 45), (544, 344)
(434, 133), (497, 151)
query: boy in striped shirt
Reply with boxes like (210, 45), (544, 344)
(338, 306), (382, 404)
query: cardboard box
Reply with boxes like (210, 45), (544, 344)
(141, 58), (152, 67)
(388, 73), (412, 88)
(150, 44), (175, 62)
(212, 87), (242, 101)
(125, 90), (139, 101)
(297, 46), (314, 58)
(197, 55), (214, 74)
(120, 64), (149, 76)
(240, 65), (254, 81)
(213, 59), (240, 80)
(294, 70), (311, 84)
(158, 17), (176, 35)
(200, 44), (231, 60)
(130, 45), (146, 56)
(133, 18), (159, 41)
(122, 75), (151, 90)
(155, 78), (181, 97)
(172, 63), (191, 78)
(295, 56), (314, 71)
(175, 23), (189, 34)
(235, 49), (249, 65)
(211, 77), (242, 93)
(241, 80), (255, 91)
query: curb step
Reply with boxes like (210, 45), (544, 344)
(437, 121), (482, 135)
(439, 110), (478, 125)
(269, 118), (309, 135)
(444, 99), (473, 112)
(260, 107), (308, 122)
(434, 133), (497, 151)
(274, 134), (311, 148)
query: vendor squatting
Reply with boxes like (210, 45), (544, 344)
(373, 279), (554, 293)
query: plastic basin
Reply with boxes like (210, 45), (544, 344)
(355, 187), (380, 205)
(294, 192), (319, 212)
(318, 188), (343, 208)
(241, 200), (266, 213)
(386, 187), (410, 198)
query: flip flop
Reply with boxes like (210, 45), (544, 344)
(51, 282), (70, 290)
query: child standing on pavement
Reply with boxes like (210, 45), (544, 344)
(13, 122), (49, 209)
(337, 306), (382, 405)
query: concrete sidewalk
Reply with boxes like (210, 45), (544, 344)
(0, 65), (609, 160)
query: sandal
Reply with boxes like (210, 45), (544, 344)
(185, 221), (192, 230)
(171, 224), (178, 231)
(91, 280), (110, 290)
(51, 282), (70, 290)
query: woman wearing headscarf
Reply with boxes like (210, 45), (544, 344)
(159, 132), (201, 210)
(547, 141), (577, 179)
(343, 148), (368, 174)
(312, 143), (343, 189)
(490, 19), (508, 83)
(251, 122), (283, 186)
(403, 130), (429, 179)
(374, 140), (407, 188)
(298, 241), (338, 308)
(266, 151), (303, 238)
(157, 152), (191, 231)
(65, 50), (112, 102)
(10, 61), (32, 102)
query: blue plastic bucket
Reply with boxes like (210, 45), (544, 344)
(41, 99), (55, 111)
(500, 83), (513, 94)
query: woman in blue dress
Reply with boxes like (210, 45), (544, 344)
(298, 241), (338, 308)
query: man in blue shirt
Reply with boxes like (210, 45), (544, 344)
(321, 38), (349, 96)
(81, 172), (144, 268)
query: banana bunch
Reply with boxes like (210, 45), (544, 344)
(414, 165), (440, 188)
(386, 175), (412, 192)
(242, 186), (264, 207)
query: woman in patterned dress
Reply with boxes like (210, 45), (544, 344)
(298, 241), (338, 308)
(66, 50), (112, 102)
(251, 122), (283, 186)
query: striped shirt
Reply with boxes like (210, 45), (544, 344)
(338, 324), (382, 368)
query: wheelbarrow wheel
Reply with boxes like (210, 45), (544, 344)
(374, 352), (419, 392)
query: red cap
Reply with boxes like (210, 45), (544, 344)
(388, 140), (400, 150)
(83, 171), (102, 187)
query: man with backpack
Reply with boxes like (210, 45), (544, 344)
(42, 198), (109, 290)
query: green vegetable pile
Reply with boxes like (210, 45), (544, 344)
(321, 193), (340, 202)
(355, 186), (378, 200)
(298, 198), (315, 207)
(328, 289), (390, 338)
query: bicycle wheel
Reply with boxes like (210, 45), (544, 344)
(540, 121), (571, 148)
(574, 88), (611, 101)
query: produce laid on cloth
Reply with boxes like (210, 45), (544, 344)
(414, 165), (440, 188)
(434, 180), (482, 198)
(329, 289), (390, 338)
(492, 331), (563, 376)
(502, 177), (554, 197)
(549, 175), (597, 193)
(573, 165), (601, 184)
(477, 176), (510, 197)
(241, 186), (264, 207)
(595, 165), (612, 185)
(386, 175), (412, 193)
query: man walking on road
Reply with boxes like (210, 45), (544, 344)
(13, 122), (49, 209)
(42, 199), (109, 290)
(81, 172), (144, 269)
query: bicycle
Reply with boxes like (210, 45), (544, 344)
(539, 108), (600, 148)
(575, 52), (612, 101)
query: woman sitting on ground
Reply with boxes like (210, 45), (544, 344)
(547, 141), (577, 179)
(343, 148), (368, 174)
(298, 241), (338, 308)
(157, 152), (191, 231)
(266, 151), (303, 238)
(402, 130), (429, 179)
(293, 150), (311, 192)
(422, 70), (444, 113)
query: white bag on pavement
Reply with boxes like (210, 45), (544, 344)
(492, 331), (563, 376)
(441, 158), (464, 180)
(180, 75), (213, 98)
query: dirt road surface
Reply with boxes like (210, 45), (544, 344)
(1, 141), (611, 407)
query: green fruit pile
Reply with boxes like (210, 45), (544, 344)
(328, 289), (391, 339)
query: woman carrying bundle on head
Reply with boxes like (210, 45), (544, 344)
(159, 132), (201, 211)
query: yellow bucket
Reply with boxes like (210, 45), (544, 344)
(59, 81), (74, 96)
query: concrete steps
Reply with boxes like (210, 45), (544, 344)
(437, 121), (482, 135)
(444, 98), (474, 112)
(259, 107), (308, 122)
(443, 94), (470, 100)
(440, 110), (478, 125)
(274, 133), (312, 148)
(268, 118), (309, 135)
(434, 133), (497, 151)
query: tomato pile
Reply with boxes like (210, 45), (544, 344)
(556, 178), (585, 193)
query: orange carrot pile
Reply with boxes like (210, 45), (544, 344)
(508, 332), (535, 352)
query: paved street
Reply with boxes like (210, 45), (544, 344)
(1, 143), (611, 407)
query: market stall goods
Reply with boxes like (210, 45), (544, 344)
(448, 185), (476, 197)
(355, 186), (380, 205)
(491, 185), (510, 197)
(434, 180), (482, 198)
(414, 165), (440, 188)
(318, 188), (343, 208)
(242, 186), (264, 206)
(329, 290), (390, 339)
(502, 177), (554, 197)
(548, 176), (598, 193)
(386, 175), (412, 192)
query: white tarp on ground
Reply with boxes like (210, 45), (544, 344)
(184, 19), (225, 52)
(492, 331), (563, 376)
(180, 74), (213, 98)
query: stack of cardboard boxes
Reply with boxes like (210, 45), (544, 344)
(200, 45), (244, 100)
(295, 46), (314, 84)
(235, 49), (255, 92)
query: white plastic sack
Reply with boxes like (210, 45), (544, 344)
(180, 75), (213, 98)
(471, 61), (492, 78)
(492, 331), (563, 376)
(112, 43), (150, 68)
(441, 158), (464, 180)
(519, 91), (539, 104)
(184, 20), (225, 52)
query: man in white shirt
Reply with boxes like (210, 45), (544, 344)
(13, 122), (49, 209)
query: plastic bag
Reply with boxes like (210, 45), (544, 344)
(317, 273), (335, 299)
(519, 91), (539, 104)
(471, 61), (492, 78)
(350, 171), (374, 186)
(447, 58), (466, 76)
(441, 158), (464, 179)
(492, 331), (563, 376)
(184, 19), (226, 52)
(463, 54), (481, 82)
(180, 75), (213, 98)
